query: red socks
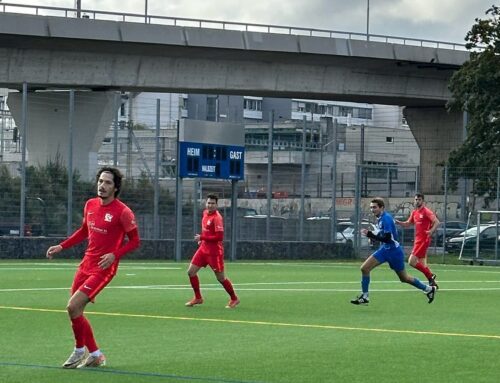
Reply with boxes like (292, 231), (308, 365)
(414, 262), (433, 280)
(71, 316), (86, 348)
(71, 315), (98, 353)
(189, 275), (237, 300)
(221, 279), (237, 300)
(189, 275), (202, 299)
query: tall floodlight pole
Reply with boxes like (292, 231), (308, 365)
(76, 0), (81, 18)
(145, 0), (148, 23)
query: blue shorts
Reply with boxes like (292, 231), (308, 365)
(373, 246), (405, 272)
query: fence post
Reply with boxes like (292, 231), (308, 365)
(230, 179), (238, 261)
(153, 98), (160, 241)
(299, 116), (306, 241)
(266, 111), (274, 240)
(496, 167), (500, 260)
(67, 90), (75, 236)
(442, 165), (448, 263)
(113, 93), (119, 166)
(20, 82), (28, 238)
(330, 118), (338, 242)
(175, 120), (182, 262)
(354, 165), (362, 253)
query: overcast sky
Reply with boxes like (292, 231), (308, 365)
(1, 0), (495, 44)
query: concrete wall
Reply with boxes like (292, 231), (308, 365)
(0, 12), (468, 106)
(0, 237), (354, 260)
(7, 91), (117, 180)
(404, 107), (464, 194)
(131, 92), (182, 128)
(262, 97), (293, 122)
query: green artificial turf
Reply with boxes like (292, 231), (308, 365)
(0, 260), (499, 383)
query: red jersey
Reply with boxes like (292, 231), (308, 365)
(409, 206), (436, 242)
(62, 197), (137, 275)
(199, 209), (224, 256)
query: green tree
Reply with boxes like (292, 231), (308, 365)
(0, 164), (21, 219)
(447, 5), (500, 205)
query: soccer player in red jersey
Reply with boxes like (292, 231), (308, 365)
(185, 194), (239, 309)
(396, 193), (440, 288)
(46, 167), (140, 369)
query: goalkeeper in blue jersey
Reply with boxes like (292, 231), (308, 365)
(350, 197), (437, 305)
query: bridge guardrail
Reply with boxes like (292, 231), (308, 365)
(0, 2), (467, 51)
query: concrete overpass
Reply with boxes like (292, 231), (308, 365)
(0, 8), (468, 190)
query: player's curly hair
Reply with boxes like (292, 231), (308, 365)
(96, 167), (123, 197)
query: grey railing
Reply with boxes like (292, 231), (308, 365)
(0, 2), (467, 51)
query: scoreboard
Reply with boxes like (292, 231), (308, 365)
(178, 141), (245, 180)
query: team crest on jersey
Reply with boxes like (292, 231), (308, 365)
(207, 219), (212, 225)
(104, 213), (113, 222)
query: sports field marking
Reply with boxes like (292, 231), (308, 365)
(0, 259), (182, 266)
(2, 260), (500, 274)
(0, 266), (181, 271)
(0, 361), (265, 383)
(1, 305), (499, 341)
(2, 280), (500, 293)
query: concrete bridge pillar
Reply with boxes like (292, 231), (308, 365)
(7, 91), (117, 180)
(404, 107), (464, 194)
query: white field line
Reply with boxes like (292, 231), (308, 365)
(1, 279), (500, 293)
(0, 267), (181, 271)
(2, 260), (500, 273)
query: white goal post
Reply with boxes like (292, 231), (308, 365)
(458, 211), (500, 264)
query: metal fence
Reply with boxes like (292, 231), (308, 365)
(1, 88), (499, 262)
(1, 161), (499, 261)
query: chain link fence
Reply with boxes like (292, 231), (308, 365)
(1, 89), (499, 262)
(3, 163), (498, 261)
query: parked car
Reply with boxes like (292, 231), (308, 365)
(306, 215), (332, 221)
(445, 224), (500, 253)
(0, 222), (38, 236)
(220, 207), (258, 218)
(336, 221), (378, 249)
(435, 221), (468, 243)
(242, 214), (286, 220)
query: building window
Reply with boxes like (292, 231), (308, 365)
(340, 106), (352, 117)
(244, 99), (262, 111)
(386, 137), (394, 143)
(207, 97), (217, 121)
(353, 107), (372, 119)
(292, 101), (306, 112)
(365, 161), (398, 179)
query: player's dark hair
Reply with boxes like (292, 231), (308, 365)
(206, 193), (218, 203)
(371, 197), (385, 208)
(96, 167), (123, 197)
(415, 192), (425, 199)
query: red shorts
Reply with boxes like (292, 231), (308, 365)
(191, 248), (224, 272)
(71, 268), (114, 302)
(411, 238), (431, 258)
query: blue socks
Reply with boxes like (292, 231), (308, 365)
(361, 275), (370, 294)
